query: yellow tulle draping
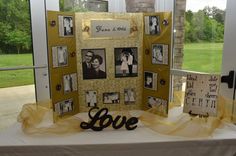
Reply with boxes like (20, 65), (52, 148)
(17, 102), (83, 135)
(17, 92), (235, 137)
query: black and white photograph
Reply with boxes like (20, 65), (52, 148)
(52, 46), (68, 68)
(114, 47), (138, 78)
(58, 15), (73, 37)
(152, 44), (168, 65)
(81, 49), (106, 80)
(145, 16), (160, 35)
(54, 98), (74, 115)
(144, 71), (157, 90)
(85, 91), (97, 107)
(124, 88), (136, 104)
(63, 73), (77, 93)
(103, 92), (120, 104)
(147, 96), (168, 115)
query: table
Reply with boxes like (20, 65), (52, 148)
(0, 108), (236, 156)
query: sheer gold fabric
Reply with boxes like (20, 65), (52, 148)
(17, 92), (234, 137)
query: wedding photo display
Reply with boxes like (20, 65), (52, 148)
(54, 98), (74, 115)
(58, 15), (73, 37)
(145, 16), (160, 35)
(103, 92), (120, 104)
(63, 73), (78, 93)
(152, 44), (168, 65)
(147, 96), (168, 115)
(86, 91), (97, 107)
(52, 46), (68, 68)
(114, 47), (138, 78)
(124, 88), (136, 104)
(81, 49), (106, 80)
(144, 71), (157, 90)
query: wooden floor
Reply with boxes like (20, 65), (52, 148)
(0, 85), (35, 130)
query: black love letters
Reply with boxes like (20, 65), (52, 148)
(80, 107), (138, 131)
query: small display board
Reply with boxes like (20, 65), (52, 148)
(47, 11), (78, 122)
(183, 73), (220, 117)
(142, 13), (172, 117)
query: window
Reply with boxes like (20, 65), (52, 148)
(0, 0), (35, 130)
(172, 0), (227, 102)
(183, 0), (226, 74)
(0, 0), (34, 87)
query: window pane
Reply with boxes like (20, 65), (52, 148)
(173, 0), (226, 74)
(0, 0), (33, 68)
(172, 0), (226, 101)
(0, 0), (35, 130)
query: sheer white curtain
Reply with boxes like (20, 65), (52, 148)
(108, 0), (126, 12)
(108, 0), (173, 12)
(155, 0), (173, 12)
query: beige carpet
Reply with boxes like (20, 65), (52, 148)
(0, 85), (35, 131)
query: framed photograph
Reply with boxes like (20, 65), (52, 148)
(152, 44), (168, 65)
(103, 92), (120, 104)
(144, 71), (157, 90)
(124, 88), (136, 104)
(52, 46), (68, 68)
(81, 49), (106, 80)
(54, 98), (73, 115)
(63, 73), (77, 93)
(147, 96), (168, 115)
(86, 91), (97, 107)
(114, 47), (138, 78)
(58, 15), (73, 37)
(145, 16), (160, 35)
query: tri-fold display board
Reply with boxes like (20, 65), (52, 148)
(46, 11), (172, 121)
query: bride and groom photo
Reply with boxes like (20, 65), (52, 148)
(114, 47), (138, 78)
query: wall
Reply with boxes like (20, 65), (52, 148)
(173, 0), (186, 90)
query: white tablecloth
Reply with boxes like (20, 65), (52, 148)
(0, 108), (236, 156)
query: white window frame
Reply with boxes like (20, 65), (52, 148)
(219, 0), (236, 99)
(30, 0), (59, 102)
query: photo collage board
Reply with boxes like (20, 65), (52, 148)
(47, 11), (172, 121)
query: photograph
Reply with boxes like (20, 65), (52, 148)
(114, 47), (138, 78)
(86, 91), (97, 107)
(81, 49), (106, 80)
(152, 44), (168, 65)
(52, 46), (68, 68)
(124, 88), (136, 104)
(147, 96), (168, 115)
(103, 92), (120, 104)
(145, 16), (160, 35)
(144, 71), (157, 90)
(54, 98), (73, 115)
(63, 73), (77, 93)
(58, 15), (73, 37)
